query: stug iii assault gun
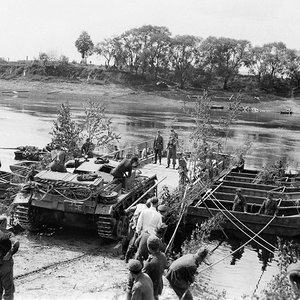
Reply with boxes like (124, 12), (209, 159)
(12, 158), (157, 240)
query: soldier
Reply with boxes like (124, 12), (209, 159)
(81, 138), (95, 158)
(111, 156), (139, 188)
(153, 131), (164, 165)
(178, 153), (190, 186)
(126, 259), (154, 300)
(0, 215), (20, 300)
(258, 191), (278, 215)
(49, 145), (67, 172)
(124, 200), (151, 263)
(134, 223), (167, 263)
(113, 145), (121, 160)
(232, 188), (247, 212)
(287, 261), (300, 298)
(136, 197), (162, 236)
(166, 248), (209, 300)
(236, 154), (245, 173)
(143, 236), (168, 300)
(166, 129), (178, 169)
(157, 205), (168, 223)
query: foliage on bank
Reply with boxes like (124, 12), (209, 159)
(2, 24), (300, 96)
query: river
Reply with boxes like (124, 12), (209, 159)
(1, 85), (300, 299)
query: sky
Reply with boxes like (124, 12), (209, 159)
(1, 0), (300, 63)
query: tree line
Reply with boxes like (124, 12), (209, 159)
(57, 26), (300, 94)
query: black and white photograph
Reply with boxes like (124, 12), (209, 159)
(1, 0), (300, 299)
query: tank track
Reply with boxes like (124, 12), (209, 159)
(14, 204), (40, 231)
(97, 215), (115, 239)
(97, 215), (128, 240)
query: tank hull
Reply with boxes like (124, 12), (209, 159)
(13, 167), (157, 240)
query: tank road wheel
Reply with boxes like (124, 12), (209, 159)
(14, 204), (40, 232)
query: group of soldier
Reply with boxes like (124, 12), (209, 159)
(153, 129), (190, 187)
(122, 195), (209, 300)
(232, 188), (279, 216)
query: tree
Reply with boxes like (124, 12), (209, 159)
(75, 31), (94, 61)
(247, 42), (291, 91)
(246, 46), (267, 86)
(94, 37), (118, 67)
(50, 103), (81, 156)
(39, 52), (49, 64)
(104, 25), (171, 75)
(200, 37), (251, 90)
(284, 49), (300, 93)
(50, 101), (120, 157)
(169, 35), (201, 89)
(78, 100), (120, 147)
(183, 91), (248, 181)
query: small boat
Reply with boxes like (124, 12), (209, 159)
(186, 204), (300, 237)
(280, 108), (293, 114)
(210, 105), (224, 110)
(185, 168), (300, 237)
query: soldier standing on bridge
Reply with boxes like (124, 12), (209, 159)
(153, 131), (164, 165)
(166, 129), (178, 169)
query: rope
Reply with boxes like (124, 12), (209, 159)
(165, 184), (190, 254)
(195, 182), (223, 207)
(23, 182), (93, 202)
(202, 199), (229, 240)
(198, 179), (282, 252)
(209, 198), (276, 253)
(198, 211), (278, 274)
(52, 187), (92, 202)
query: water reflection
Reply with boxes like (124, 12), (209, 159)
(228, 239), (244, 265)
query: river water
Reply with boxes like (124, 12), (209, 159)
(1, 88), (300, 299)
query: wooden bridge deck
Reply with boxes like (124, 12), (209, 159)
(139, 157), (179, 193)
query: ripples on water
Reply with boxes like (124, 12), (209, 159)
(1, 93), (300, 298)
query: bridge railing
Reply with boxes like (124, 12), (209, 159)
(94, 139), (155, 161)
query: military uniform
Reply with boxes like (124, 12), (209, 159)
(81, 140), (95, 158)
(258, 196), (278, 215)
(232, 192), (247, 212)
(126, 260), (154, 300)
(0, 224), (19, 300)
(143, 252), (168, 300)
(134, 233), (165, 263)
(49, 149), (67, 172)
(166, 134), (177, 168)
(153, 134), (164, 165)
(166, 254), (200, 300)
(111, 158), (133, 179)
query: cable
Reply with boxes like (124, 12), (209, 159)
(198, 212), (278, 274)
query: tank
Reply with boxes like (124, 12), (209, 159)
(12, 158), (157, 240)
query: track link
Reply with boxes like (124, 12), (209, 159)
(14, 204), (39, 231)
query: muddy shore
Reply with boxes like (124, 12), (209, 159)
(0, 78), (296, 113)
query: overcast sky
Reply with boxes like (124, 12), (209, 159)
(1, 0), (299, 62)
